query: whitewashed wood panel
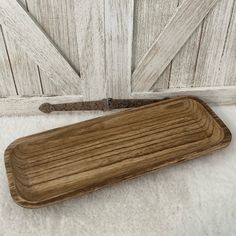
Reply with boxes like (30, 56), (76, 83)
(1, 0), (43, 96)
(1, 86), (236, 116)
(0, 0), (236, 115)
(0, 0), (80, 96)
(26, 0), (81, 95)
(194, 0), (235, 87)
(132, 0), (219, 92)
(105, 0), (134, 99)
(168, 0), (202, 89)
(75, 0), (106, 100)
(3, 31), (43, 95)
(132, 0), (179, 91)
(132, 86), (236, 105)
(220, 1), (236, 86)
(0, 95), (83, 116)
(0, 25), (17, 97)
(0, 0), (43, 96)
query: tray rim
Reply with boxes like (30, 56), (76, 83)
(4, 96), (232, 208)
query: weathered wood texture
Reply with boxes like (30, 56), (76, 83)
(220, 0), (236, 86)
(1, 0), (43, 96)
(0, 95), (84, 116)
(105, 0), (134, 99)
(0, 25), (17, 96)
(4, 97), (232, 208)
(168, 0), (203, 89)
(132, 0), (236, 92)
(26, 0), (81, 95)
(193, 0), (235, 87)
(74, 0), (106, 100)
(0, 0), (236, 113)
(1, 86), (236, 116)
(132, 0), (179, 91)
(132, 0), (220, 92)
(0, 0), (81, 96)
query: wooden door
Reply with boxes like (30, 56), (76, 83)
(0, 0), (235, 115)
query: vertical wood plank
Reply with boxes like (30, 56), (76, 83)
(0, 0), (80, 95)
(3, 32), (43, 95)
(132, 0), (219, 92)
(1, 0), (42, 95)
(168, 0), (202, 89)
(74, 0), (106, 100)
(0, 25), (17, 97)
(219, 1), (236, 86)
(193, 0), (235, 87)
(132, 0), (179, 91)
(27, 0), (81, 95)
(105, 0), (134, 98)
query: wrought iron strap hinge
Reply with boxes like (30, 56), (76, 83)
(39, 98), (168, 113)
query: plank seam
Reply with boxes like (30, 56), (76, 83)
(192, 22), (205, 84)
(167, 0), (181, 89)
(220, 0), (235, 59)
(24, 0), (29, 11)
(131, 0), (137, 73)
(129, 0), (135, 97)
(37, 65), (44, 94)
(103, 0), (108, 98)
(132, 0), (219, 92)
(0, 25), (19, 95)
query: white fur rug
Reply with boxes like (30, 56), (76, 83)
(0, 106), (236, 236)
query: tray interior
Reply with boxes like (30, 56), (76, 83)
(4, 97), (231, 208)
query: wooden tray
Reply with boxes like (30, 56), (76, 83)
(5, 97), (231, 208)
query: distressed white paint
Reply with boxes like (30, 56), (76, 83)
(1, 0), (43, 96)
(0, 0), (81, 95)
(168, 0), (202, 89)
(0, 25), (16, 96)
(194, 0), (235, 87)
(105, 0), (134, 98)
(1, 86), (236, 116)
(0, 95), (83, 116)
(132, 86), (236, 105)
(0, 0), (236, 115)
(218, 1), (236, 86)
(133, 0), (179, 91)
(26, 0), (81, 95)
(75, 0), (106, 100)
(132, 0), (220, 92)
(3, 27), (43, 95)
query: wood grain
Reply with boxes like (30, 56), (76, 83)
(0, 95), (83, 116)
(74, 0), (106, 100)
(168, 0), (202, 89)
(218, 0), (236, 86)
(3, 29), (43, 95)
(0, 0), (235, 107)
(1, 86), (236, 116)
(0, 0), (80, 95)
(193, 0), (235, 87)
(5, 97), (231, 208)
(105, 0), (134, 98)
(0, 25), (17, 96)
(132, 0), (179, 90)
(26, 0), (81, 95)
(1, 0), (43, 96)
(132, 86), (236, 105)
(132, 0), (219, 92)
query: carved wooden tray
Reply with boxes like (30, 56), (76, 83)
(5, 97), (231, 208)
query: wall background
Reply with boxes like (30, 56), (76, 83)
(0, 0), (236, 116)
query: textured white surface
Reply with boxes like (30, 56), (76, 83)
(0, 105), (236, 236)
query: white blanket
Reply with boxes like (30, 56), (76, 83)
(1, 106), (236, 236)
